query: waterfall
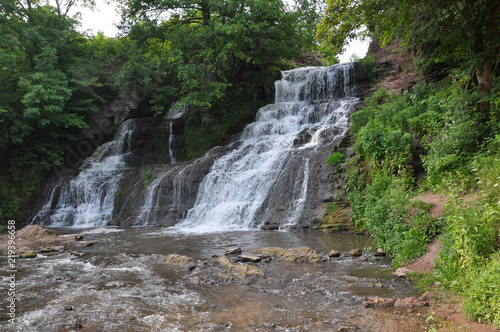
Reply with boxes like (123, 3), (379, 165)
(31, 120), (135, 227)
(31, 64), (360, 229)
(176, 64), (358, 232)
(165, 103), (188, 164)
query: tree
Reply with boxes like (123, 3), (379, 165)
(0, 0), (102, 171)
(119, 0), (301, 107)
(316, 0), (500, 113)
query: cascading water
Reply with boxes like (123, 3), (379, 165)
(31, 64), (360, 229)
(31, 120), (135, 227)
(176, 64), (359, 232)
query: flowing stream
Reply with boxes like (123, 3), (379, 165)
(0, 229), (429, 331)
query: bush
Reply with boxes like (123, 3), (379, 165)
(463, 254), (500, 328)
(327, 152), (344, 165)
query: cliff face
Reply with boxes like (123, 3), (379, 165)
(362, 39), (424, 97)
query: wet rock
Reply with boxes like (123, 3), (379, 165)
(329, 249), (341, 257)
(40, 246), (64, 252)
(349, 249), (362, 257)
(75, 235), (84, 241)
(218, 256), (264, 279)
(226, 247), (242, 255)
(393, 267), (410, 278)
(375, 248), (386, 256)
(250, 247), (321, 263)
(65, 306), (74, 311)
(363, 297), (396, 307)
(16, 225), (57, 240)
(165, 254), (192, 265)
(239, 254), (262, 263)
(363, 296), (429, 308)
(358, 256), (368, 262)
(394, 297), (429, 308)
(417, 291), (438, 302)
(69, 251), (83, 256)
(21, 251), (37, 258)
(187, 263), (198, 271)
(75, 240), (102, 247)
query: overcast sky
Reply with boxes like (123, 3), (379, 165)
(59, 1), (368, 63)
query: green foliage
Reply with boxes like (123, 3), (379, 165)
(317, 0), (500, 102)
(115, 190), (124, 205)
(360, 54), (384, 84)
(142, 169), (155, 187)
(324, 201), (338, 215)
(327, 152), (344, 165)
(0, 1), (114, 220)
(121, 0), (312, 109)
(462, 254), (500, 328)
(406, 271), (436, 294)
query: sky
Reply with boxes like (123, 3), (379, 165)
(60, 1), (369, 63)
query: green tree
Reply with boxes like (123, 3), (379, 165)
(0, 0), (105, 221)
(317, 0), (500, 112)
(119, 0), (301, 107)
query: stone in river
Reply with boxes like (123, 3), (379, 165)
(329, 249), (341, 257)
(349, 249), (362, 257)
(165, 254), (192, 265)
(226, 247), (242, 255)
(239, 254), (262, 263)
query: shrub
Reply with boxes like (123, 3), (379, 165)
(462, 254), (500, 328)
(327, 152), (344, 165)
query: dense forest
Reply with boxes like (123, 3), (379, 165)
(1, 0), (499, 328)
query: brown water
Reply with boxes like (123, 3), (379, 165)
(1, 228), (430, 331)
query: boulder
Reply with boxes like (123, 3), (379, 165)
(375, 248), (386, 256)
(363, 296), (429, 308)
(218, 256), (264, 279)
(16, 225), (57, 240)
(21, 251), (37, 258)
(363, 297), (396, 307)
(393, 267), (410, 278)
(394, 297), (429, 308)
(329, 249), (341, 257)
(250, 247), (321, 263)
(40, 246), (64, 252)
(239, 254), (261, 263)
(226, 247), (242, 255)
(349, 249), (362, 257)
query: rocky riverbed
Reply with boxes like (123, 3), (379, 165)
(1, 226), (435, 331)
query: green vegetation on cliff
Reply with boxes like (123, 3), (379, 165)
(317, 0), (500, 328)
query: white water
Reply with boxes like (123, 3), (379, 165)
(165, 103), (188, 164)
(176, 64), (358, 233)
(32, 120), (135, 227)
